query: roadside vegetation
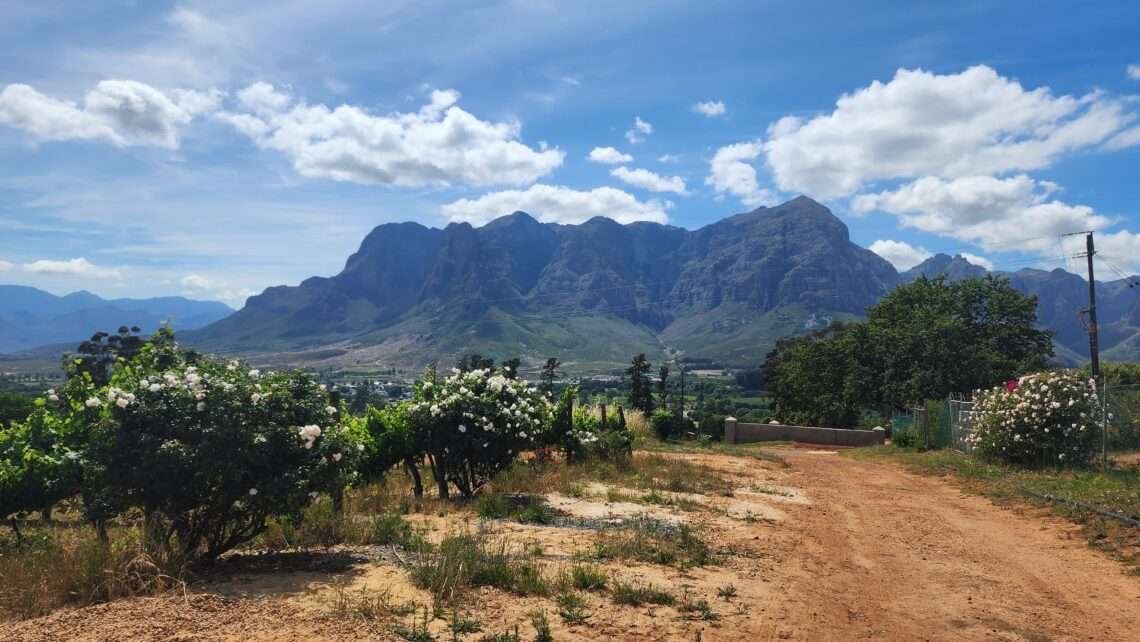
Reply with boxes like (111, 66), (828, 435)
(0, 328), (763, 637)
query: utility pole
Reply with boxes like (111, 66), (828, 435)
(1085, 232), (1101, 381)
(678, 362), (685, 417)
(1066, 231), (1101, 380)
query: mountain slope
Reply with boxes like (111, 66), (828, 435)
(902, 254), (1140, 365)
(189, 197), (897, 369)
(0, 286), (233, 354)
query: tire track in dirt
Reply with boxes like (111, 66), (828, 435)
(765, 451), (1140, 641)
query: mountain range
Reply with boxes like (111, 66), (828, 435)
(185, 196), (1139, 372)
(0, 286), (233, 354)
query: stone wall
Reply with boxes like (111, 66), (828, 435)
(724, 418), (885, 447)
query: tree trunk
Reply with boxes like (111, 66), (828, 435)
(405, 458), (424, 499)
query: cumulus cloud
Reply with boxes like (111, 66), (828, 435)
(705, 140), (776, 207)
(657, 154), (681, 163)
(959, 253), (994, 271)
(0, 80), (219, 149)
(180, 273), (254, 306)
(587, 146), (633, 164)
(610, 167), (687, 194)
(1129, 64), (1140, 80)
(868, 240), (932, 271)
(0, 259), (12, 271)
(764, 65), (1136, 199)
(22, 257), (122, 279)
(217, 85), (563, 187)
(853, 174), (1111, 253)
(442, 184), (670, 226)
(625, 116), (653, 144)
(692, 100), (726, 117)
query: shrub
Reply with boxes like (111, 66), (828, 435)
(650, 409), (680, 441)
(408, 367), (551, 499)
(970, 370), (1101, 466)
(74, 329), (362, 561)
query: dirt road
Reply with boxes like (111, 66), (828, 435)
(764, 450), (1140, 641)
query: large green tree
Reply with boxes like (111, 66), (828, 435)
(626, 354), (654, 414)
(764, 276), (1052, 427)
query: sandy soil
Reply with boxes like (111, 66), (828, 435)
(7, 449), (1140, 641)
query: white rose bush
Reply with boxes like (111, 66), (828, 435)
(970, 370), (1101, 466)
(3, 329), (361, 561)
(407, 367), (551, 498)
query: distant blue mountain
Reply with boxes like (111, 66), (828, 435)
(0, 285), (233, 354)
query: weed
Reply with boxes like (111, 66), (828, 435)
(679, 593), (718, 621)
(410, 530), (551, 602)
(567, 564), (607, 591)
(479, 627), (520, 642)
(716, 584), (737, 600)
(556, 592), (590, 624)
(448, 609), (482, 635)
(612, 581), (675, 606)
(592, 516), (713, 568)
(529, 609), (553, 642)
(331, 584), (415, 621)
(392, 605), (435, 641)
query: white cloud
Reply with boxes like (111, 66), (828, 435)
(0, 259), (13, 271)
(22, 257), (122, 279)
(180, 274), (213, 290)
(625, 116), (653, 144)
(692, 100), (726, 117)
(587, 146), (633, 164)
(1105, 125), (1140, 150)
(853, 174), (1111, 253)
(0, 80), (219, 149)
(218, 85), (563, 187)
(705, 140), (776, 207)
(764, 65), (1136, 199)
(561, 76), (581, 87)
(179, 273), (254, 306)
(868, 240), (932, 271)
(610, 166), (687, 194)
(657, 154), (681, 163)
(1129, 64), (1140, 80)
(442, 184), (670, 226)
(959, 253), (994, 271)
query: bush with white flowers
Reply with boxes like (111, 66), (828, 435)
(407, 367), (551, 498)
(71, 329), (361, 560)
(970, 370), (1101, 466)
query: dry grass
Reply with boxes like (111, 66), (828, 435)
(0, 524), (184, 621)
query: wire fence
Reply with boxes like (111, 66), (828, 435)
(887, 383), (1140, 466)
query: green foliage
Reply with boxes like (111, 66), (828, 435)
(649, 409), (681, 441)
(407, 367), (551, 499)
(539, 357), (561, 398)
(764, 276), (1053, 427)
(972, 371), (1101, 466)
(0, 392), (35, 428)
(78, 332), (361, 560)
(626, 354), (654, 414)
(65, 326), (147, 389)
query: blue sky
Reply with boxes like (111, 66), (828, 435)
(1, 1), (1139, 307)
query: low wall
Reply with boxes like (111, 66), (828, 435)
(724, 418), (885, 447)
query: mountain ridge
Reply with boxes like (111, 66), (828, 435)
(0, 285), (233, 354)
(179, 199), (1140, 370)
